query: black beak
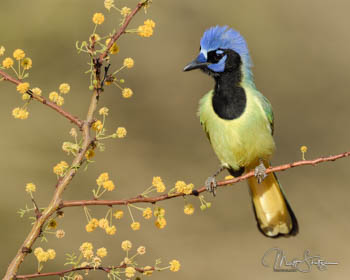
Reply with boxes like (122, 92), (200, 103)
(183, 60), (210, 72)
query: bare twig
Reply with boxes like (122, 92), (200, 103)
(0, 69), (83, 127)
(62, 151), (350, 208)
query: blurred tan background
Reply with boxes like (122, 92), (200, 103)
(1, 0), (350, 279)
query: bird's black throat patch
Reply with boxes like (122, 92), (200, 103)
(212, 49), (246, 120)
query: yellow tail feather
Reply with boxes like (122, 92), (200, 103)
(247, 169), (297, 237)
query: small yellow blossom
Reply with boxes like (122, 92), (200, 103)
(154, 207), (165, 217)
(104, 0), (114, 11)
(115, 127), (127, 138)
(56, 229), (65, 239)
(13, 49), (25, 60)
(96, 247), (107, 258)
(123, 257), (132, 265)
(137, 246), (146, 255)
(2, 57), (13, 68)
(184, 204), (194, 215)
(206, 202), (212, 208)
(123, 58), (134, 69)
(113, 210), (124, 219)
(34, 247), (44, 257)
(85, 149), (95, 160)
(37, 251), (50, 263)
(85, 223), (95, 233)
(16, 82), (30, 94)
(174, 181), (186, 193)
(80, 242), (93, 252)
(144, 19), (156, 28)
(99, 107), (109, 116)
(102, 180), (115, 191)
(300, 145), (308, 153)
(143, 266), (154, 276)
(74, 274), (83, 280)
(109, 42), (119, 54)
(105, 225), (117, 235)
(53, 161), (69, 176)
(98, 218), (109, 229)
(131, 222), (141, 231)
(47, 249), (56, 260)
(59, 83), (70, 94)
(0, 46), (5, 56)
(48, 219), (57, 229)
(12, 107), (29, 120)
(90, 218), (99, 227)
(56, 96), (64, 106)
(92, 120), (103, 132)
(121, 240), (132, 251)
(92, 13), (105, 25)
(32, 87), (42, 96)
(138, 25), (153, 38)
(97, 172), (109, 186)
(25, 183), (36, 193)
(49, 91), (59, 102)
(152, 176), (166, 193)
(89, 33), (101, 43)
(70, 128), (77, 137)
(183, 183), (194, 195)
(120, 6), (131, 17)
(122, 88), (133, 98)
(125, 267), (136, 278)
(93, 257), (101, 266)
(142, 207), (152, 219)
(22, 93), (31, 101)
(169, 260), (180, 272)
(83, 249), (94, 260)
(155, 217), (167, 229)
(21, 58), (32, 70)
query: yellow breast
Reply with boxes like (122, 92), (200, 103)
(198, 88), (275, 170)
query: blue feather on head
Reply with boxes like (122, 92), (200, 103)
(200, 26), (252, 70)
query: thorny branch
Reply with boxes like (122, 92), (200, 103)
(2, 2), (149, 280)
(61, 151), (350, 208)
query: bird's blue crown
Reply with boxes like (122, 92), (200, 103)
(200, 26), (252, 69)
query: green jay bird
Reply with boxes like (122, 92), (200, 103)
(184, 26), (298, 238)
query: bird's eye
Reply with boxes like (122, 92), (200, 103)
(207, 49), (225, 63)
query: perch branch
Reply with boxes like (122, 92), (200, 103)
(62, 151), (350, 208)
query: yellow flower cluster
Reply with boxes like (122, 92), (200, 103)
(138, 19), (155, 38)
(104, 0), (114, 11)
(59, 83), (70, 94)
(12, 107), (29, 120)
(125, 267), (136, 278)
(300, 145), (308, 160)
(53, 161), (69, 176)
(105, 38), (120, 55)
(85, 218), (99, 232)
(184, 204), (194, 215)
(121, 240), (132, 251)
(21, 58), (32, 70)
(174, 180), (194, 195)
(154, 207), (167, 229)
(115, 127), (127, 138)
(79, 242), (94, 260)
(113, 210), (124, 219)
(96, 172), (116, 191)
(142, 207), (152, 219)
(131, 222), (140, 231)
(96, 247), (107, 258)
(16, 82), (30, 94)
(92, 120), (103, 132)
(122, 88), (133, 98)
(56, 229), (65, 239)
(25, 183), (36, 193)
(120, 6), (131, 17)
(85, 215), (116, 235)
(2, 57), (13, 68)
(32, 87), (42, 96)
(152, 176), (166, 193)
(99, 107), (109, 116)
(92, 13), (105, 25)
(34, 247), (56, 263)
(48, 83), (69, 106)
(123, 58), (134, 68)
(169, 260), (181, 272)
(13, 49), (25, 60)
(137, 246), (146, 255)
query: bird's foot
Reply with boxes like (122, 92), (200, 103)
(205, 176), (217, 197)
(254, 161), (267, 184)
